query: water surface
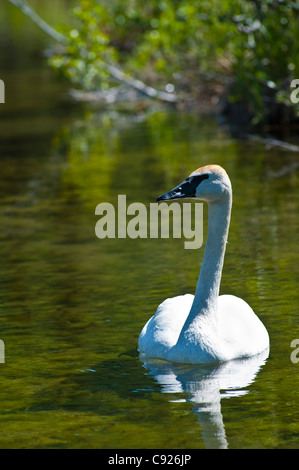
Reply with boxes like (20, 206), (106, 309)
(1, 6), (299, 449)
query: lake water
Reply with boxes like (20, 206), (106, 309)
(1, 4), (299, 449)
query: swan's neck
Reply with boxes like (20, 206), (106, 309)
(185, 195), (232, 327)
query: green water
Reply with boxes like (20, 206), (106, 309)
(1, 3), (299, 449)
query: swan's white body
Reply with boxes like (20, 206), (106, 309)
(138, 165), (269, 364)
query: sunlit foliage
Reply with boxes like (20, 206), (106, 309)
(49, 0), (299, 124)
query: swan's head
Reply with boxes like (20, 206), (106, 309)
(156, 164), (231, 203)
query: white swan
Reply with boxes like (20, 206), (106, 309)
(138, 164), (269, 364)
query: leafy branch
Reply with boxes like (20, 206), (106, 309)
(7, 0), (299, 126)
(7, 0), (178, 103)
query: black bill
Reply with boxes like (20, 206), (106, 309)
(156, 173), (209, 201)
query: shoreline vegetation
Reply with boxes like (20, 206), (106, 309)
(6, 0), (299, 150)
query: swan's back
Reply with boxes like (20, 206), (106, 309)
(217, 295), (269, 360)
(138, 294), (194, 359)
(138, 294), (269, 364)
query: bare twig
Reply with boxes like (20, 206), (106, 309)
(242, 133), (299, 153)
(106, 64), (177, 103)
(267, 162), (299, 178)
(7, 0), (65, 43)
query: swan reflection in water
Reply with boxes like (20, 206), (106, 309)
(139, 349), (269, 449)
